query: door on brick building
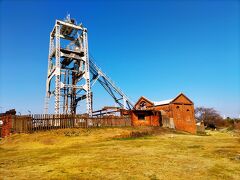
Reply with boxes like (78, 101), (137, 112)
(158, 112), (163, 126)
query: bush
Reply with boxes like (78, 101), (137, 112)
(113, 130), (153, 140)
(234, 122), (240, 130)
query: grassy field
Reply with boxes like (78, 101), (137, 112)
(0, 127), (240, 180)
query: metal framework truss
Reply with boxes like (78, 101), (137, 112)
(44, 15), (134, 115)
(89, 57), (134, 110)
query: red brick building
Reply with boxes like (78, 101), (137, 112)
(132, 93), (196, 134)
(130, 110), (162, 126)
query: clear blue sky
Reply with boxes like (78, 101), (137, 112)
(0, 0), (239, 117)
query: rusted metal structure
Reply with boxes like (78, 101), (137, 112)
(92, 106), (121, 117)
(44, 15), (134, 115)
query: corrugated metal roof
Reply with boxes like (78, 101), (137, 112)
(153, 99), (173, 106)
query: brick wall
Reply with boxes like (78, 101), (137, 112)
(1, 115), (12, 138)
(131, 111), (160, 126)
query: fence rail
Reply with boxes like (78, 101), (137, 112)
(7, 115), (131, 134)
(0, 125), (2, 138)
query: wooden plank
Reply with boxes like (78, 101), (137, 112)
(70, 115), (72, 128)
(34, 115), (36, 132)
(47, 114), (49, 130)
(71, 115), (74, 128)
(43, 114), (45, 130)
(42, 114), (44, 131)
(60, 114), (63, 129)
(35, 115), (37, 131)
(41, 114), (43, 131)
(63, 115), (65, 128)
(38, 114), (40, 131)
(61, 114), (63, 129)
(60, 115), (65, 129)
(63, 114), (66, 129)
(52, 114), (53, 129)
(65, 114), (67, 128)
(30, 116), (32, 131)
(30, 115), (32, 133)
(66, 115), (68, 128)
(34, 114), (37, 132)
(43, 114), (45, 131)
(40, 114), (42, 131)
(60, 114), (62, 129)
(22, 117), (25, 133)
(27, 115), (31, 133)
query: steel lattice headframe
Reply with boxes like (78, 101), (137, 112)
(44, 15), (134, 115)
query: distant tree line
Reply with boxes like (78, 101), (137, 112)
(0, 109), (16, 117)
(195, 107), (240, 130)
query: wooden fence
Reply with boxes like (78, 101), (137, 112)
(8, 114), (131, 134)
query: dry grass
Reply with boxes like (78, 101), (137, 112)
(0, 127), (240, 180)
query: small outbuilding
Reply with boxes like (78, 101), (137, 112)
(130, 110), (161, 126)
(133, 93), (196, 134)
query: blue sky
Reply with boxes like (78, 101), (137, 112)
(0, 0), (239, 117)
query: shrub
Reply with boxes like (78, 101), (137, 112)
(113, 130), (153, 140)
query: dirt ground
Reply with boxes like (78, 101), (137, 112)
(0, 127), (239, 179)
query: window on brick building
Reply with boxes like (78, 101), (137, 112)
(139, 101), (146, 110)
(138, 114), (145, 120)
